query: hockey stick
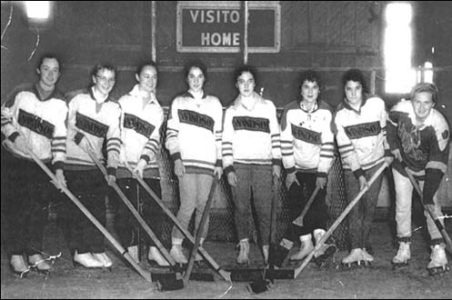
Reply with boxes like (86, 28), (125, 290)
(292, 186), (321, 227)
(84, 145), (184, 290)
(184, 179), (218, 284)
(293, 162), (389, 278)
(125, 164), (231, 282)
(10, 136), (152, 282)
(404, 167), (452, 255)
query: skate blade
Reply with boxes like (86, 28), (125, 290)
(391, 261), (409, 270)
(428, 265), (450, 276)
(341, 261), (367, 270)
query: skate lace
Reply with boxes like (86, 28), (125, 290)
(29, 252), (62, 268)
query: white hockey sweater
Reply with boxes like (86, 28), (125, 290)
(334, 96), (390, 178)
(65, 88), (121, 175)
(1, 83), (67, 170)
(222, 92), (282, 175)
(280, 100), (334, 177)
(117, 84), (163, 178)
(165, 91), (223, 175)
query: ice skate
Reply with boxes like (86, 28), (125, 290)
(73, 251), (104, 269)
(148, 246), (170, 267)
(312, 229), (336, 266)
(427, 244), (449, 276)
(290, 234), (314, 261)
(262, 245), (270, 265)
(342, 248), (365, 268)
(361, 248), (374, 266)
(170, 244), (188, 264)
(236, 239), (250, 265)
(29, 254), (52, 275)
(10, 255), (30, 278)
(92, 252), (113, 270)
(392, 241), (410, 269)
(127, 245), (139, 263)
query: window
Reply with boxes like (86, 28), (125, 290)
(384, 2), (415, 93)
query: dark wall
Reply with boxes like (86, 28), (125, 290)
(1, 1), (452, 121)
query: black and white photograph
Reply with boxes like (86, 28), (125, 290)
(1, 1), (451, 298)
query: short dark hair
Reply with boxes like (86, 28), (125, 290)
(184, 60), (208, 82)
(410, 82), (438, 103)
(90, 64), (116, 82)
(342, 69), (369, 94)
(299, 70), (322, 90)
(136, 60), (158, 76)
(234, 65), (258, 86)
(37, 53), (61, 70)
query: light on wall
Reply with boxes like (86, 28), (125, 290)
(25, 1), (50, 19)
(24, 1), (53, 29)
(384, 2), (415, 94)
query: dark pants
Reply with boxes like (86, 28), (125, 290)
(284, 172), (328, 240)
(111, 178), (170, 249)
(231, 164), (273, 245)
(1, 149), (56, 256)
(344, 163), (384, 250)
(58, 169), (107, 254)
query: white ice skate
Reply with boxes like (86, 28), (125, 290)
(290, 234), (314, 261)
(236, 239), (250, 265)
(10, 255), (30, 278)
(29, 254), (52, 275)
(92, 252), (113, 270)
(392, 241), (411, 268)
(342, 248), (365, 268)
(170, 244), (188, 264)
(427, 244), (449, 276)
(312, 229), (337, 266)
(73, 251), (104, 269)
(148, 246), (170, 267)
(361, 248), (374, 265)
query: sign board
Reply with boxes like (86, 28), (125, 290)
(177, 1), (280, 53)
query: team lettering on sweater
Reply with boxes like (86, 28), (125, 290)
(334, 96), (390, 176)
(280, 100), (334, 176)
(222, 92), (282, 172)
(118, 84), (163, 171)
(1, 83), (67, 169)
(65, 88), (121, 173)
(165, 91), (223, 174)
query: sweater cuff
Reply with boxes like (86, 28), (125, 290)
(170, 152), (181, 162)
(317, 172), (328, 178)
(286, 167), (296, 174)
(224, 165), (235, 176)
(272, 159), (282, 167)
(215, 159), (222, 167)
(74, 132), (84, 145)
(353, 168), (365, 179)
(107, 167), (117, 177)
(8, 132), (20, 142)
(53, 161), (65, 172)
(140, 155), (150, 164)
(385, 149), (393, 157)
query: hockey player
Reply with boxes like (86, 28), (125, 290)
(278, 70), (336, 265)
(1, 54), (67, 276)
(165, 61), (223, 264)
(114, 61), (170, 266)
(334, 69), (393, 267)
(222, 65), (282, 265)
(387, 82), (450, 275)
(62, 64), (120, 269)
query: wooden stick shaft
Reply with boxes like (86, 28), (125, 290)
(404, 167), (452, 254)
(294, 163), (388, 278)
